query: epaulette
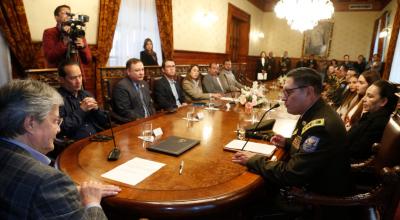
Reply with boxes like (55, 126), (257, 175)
(301, 119), (325, 134)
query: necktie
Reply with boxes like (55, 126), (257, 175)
(136, 83), (149, 117)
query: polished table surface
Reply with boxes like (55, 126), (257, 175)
(57, 89), (288, 219)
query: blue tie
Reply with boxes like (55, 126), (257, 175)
(136, 83), (149, 117)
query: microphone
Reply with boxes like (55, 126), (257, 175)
(241, 103), (280, 150)
(106, 111), (120, 161)
(223, 72), (236, 100)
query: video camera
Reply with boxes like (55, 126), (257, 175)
(62, 13), (89, 42)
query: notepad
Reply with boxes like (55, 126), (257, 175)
(101, 157), (165, 186)
(224, 139), (276, 157)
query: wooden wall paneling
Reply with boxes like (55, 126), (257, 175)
(173, 50), (228, 65)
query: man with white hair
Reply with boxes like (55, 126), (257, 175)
(0, 79), (120, 219)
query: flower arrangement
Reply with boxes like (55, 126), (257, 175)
(277, 75), (287, 87)
(238, 81), (267, 107)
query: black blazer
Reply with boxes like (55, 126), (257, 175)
(140, 50), (158, 66)
(153, 76), (185, 110)
(347, 110), (391, 160)
(112, 77), (156, 121)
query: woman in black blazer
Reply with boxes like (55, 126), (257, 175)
(140, 38), (158, 66)
(347, 80), (398, 161)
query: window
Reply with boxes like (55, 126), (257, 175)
(389, 32), (400, 83)
(0, 31), (11, 86)
(108, 0), (162, 66)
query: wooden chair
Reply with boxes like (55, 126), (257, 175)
(284, 114), (400, 220)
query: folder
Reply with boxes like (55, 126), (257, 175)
(147, 136), (200, 156)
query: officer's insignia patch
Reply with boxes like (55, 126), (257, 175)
(302, 136), (320, 152)
(292, 136), (302, 149)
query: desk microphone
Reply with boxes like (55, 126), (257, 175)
(106, 111), (120, 161)
(241, 103), (280, 151)
(223, 72), (236, 101)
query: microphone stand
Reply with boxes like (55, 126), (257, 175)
(241, 103), (280, 150)
(106, 111), (120, 161)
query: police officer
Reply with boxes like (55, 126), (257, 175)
(232, 67), (350, 218)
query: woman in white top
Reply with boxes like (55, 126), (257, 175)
(182, 65), (222, 102)
(343, 71), (380, 130)
(337, 75), (358, 119)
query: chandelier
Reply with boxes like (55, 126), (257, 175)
(274, 0), (334, 32)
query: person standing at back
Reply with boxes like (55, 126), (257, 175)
(42, 5), (92, 68)
(140, 38), (158, 66)
(0, 79), (120, 219)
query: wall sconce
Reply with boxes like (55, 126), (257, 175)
(379, 28), (390, 38)
(257, 32), (265, 38)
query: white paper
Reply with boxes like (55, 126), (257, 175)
(272, 118), (298, 138)
(138, 136), (155, 142)
(196, 112), (204, 120)
(101, 157), (165, 186)
(204, 107), (219, 111)
(220, 97), (236, 102)
(225, 140), (276, 157)
(153, 127), (163, 137)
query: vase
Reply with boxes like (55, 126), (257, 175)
(245, 102), (253, 114)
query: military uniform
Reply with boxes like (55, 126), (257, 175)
(247, 98), (350, 196)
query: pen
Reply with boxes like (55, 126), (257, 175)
(179, 160), (184, 175)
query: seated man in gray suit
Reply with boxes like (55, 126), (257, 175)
(113, 58), (156, 121)
(219, 59), (244, 92)
(202, 62), (228, 93)
(0, 79), (120, 219)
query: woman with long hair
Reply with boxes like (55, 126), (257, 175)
(347, 80), (398, 160)
(343, 71), (380, 130)
(182, 65), (221, 102)
(140, 38), (158, 66)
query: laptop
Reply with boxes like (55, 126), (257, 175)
(147, 136), (200, 156)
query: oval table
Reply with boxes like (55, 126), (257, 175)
(57, 104), (286, 219)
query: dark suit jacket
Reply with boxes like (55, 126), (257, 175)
(112, 77), (156, 121)
(0, 139), (106, 219)
(154, 76), (185, 110)
(347, 110), (391, 160)
(140, 50), (158, 66)
(256, 58), (268, 74)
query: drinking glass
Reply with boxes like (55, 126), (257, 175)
(142, 123), (153, 141)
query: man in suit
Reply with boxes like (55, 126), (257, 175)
(0, 79), (120, 219)
(42, 5), (91, 68)
(219, 60), (244, 92)
(113, 58), (156, 121)
(57, 60), (108, 140)
(202, 62), (228, 93)
(154, 59), (187, 110)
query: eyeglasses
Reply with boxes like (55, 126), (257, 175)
(56, 118), (63, 127)
(282, 85), (308, 97)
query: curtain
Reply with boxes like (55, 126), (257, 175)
(386, 1), (400, 82)
(155, 0), (174, 60)
(93, 0), (121, 67)
(0, 0), (36, 69)
(0, 31), (11, 86)
(108, 0), (162, 66)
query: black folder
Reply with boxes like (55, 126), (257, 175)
(147, 136), (200, 156)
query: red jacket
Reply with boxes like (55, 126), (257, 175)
(42, 26), (92, 67)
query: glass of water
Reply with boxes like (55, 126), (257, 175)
(142, 122), (153, 141)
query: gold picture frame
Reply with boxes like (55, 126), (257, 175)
(302, 21), (334, 58)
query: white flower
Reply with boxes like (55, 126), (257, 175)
(239, 95), (247, 105)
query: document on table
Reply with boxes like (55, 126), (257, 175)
(101, 157), (165, 186)
(224, 140), (276, 157)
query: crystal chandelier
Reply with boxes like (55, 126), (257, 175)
(274, 0), (334, 32)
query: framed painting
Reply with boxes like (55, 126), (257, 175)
(302, 21), (334, 58)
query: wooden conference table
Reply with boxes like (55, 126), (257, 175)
(57, 90), (289, 219)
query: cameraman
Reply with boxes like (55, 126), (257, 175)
(42, 5), (91, 68)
